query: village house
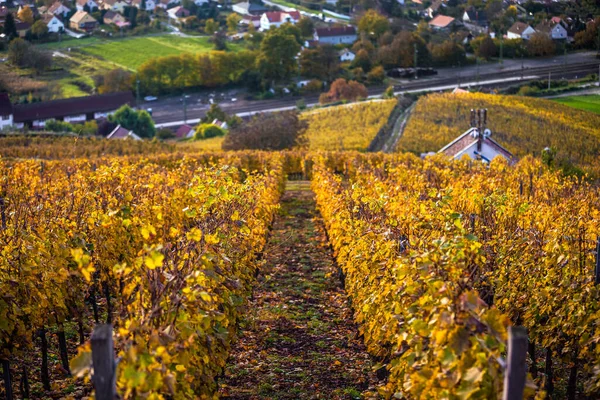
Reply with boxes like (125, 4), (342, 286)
(167, 5), (190, 21)
(260, 10), (301, 30)
(47, 1), (71, 18)
(103, 10), (129, 27)
(425, 0), (442, 18)
(507, 21), (535, 40)
(439, 109), (516, 165)
(313, 25), (357, 45)
(462, 7), (487, 26)
(0, 93), (14, 130)
(100, 0), (129, 13)
(241, 14), (261, 28)
(156, 0), (180, 10)
(339, 48), (355, 62)
(132, 0), (156, 11)
(174, 124), (194, 139)
(15, 21), (31, 37)
(232, 1), (266, 15)
(70, 10), (98, 32)
(0, 7), (9, 24)
(107, 125), (141, 140)
(42, 13), (65, 32)
(76, 0), (99, 11)
(535, 20), (568, 40)
(6, 92), (135, 129)
(428, 15), (455, 30)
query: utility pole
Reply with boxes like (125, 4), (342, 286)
(183, 94), (187, 124)
(414, 43), (418, 80)
(136, 79), (140, 108)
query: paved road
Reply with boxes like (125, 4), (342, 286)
(148, 54), (600, 127)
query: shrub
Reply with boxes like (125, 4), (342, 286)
(222, 111), (307, 150)
(194, 123), (225, 140)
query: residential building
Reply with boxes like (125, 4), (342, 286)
(241, 14), (261, 28)
(132, 0), (156, 11)
(232, 1), (267, 15)
(462, 7), (487, 26)
(42, 13), (65, 32)
(157, 0), (180, 10)
(100, 0), (129, 13)
(76, 0), (98, 11)
(0, 93), (13, 130)
(174, 124), (194, 139)
(107, 124), (141, 140)
(260, 10), (301, 30)
(8, 92), (135, 129)
(167, 5), (190, 20)
(339, 48), (355, 62)
(15, 21), (31, 37)
(47, 1), (71, 18)
(507, 21), (535, 40)
(425, 0), (442, 18)
(313, 25), (357, 45)
(535, 20), (567, 40)
(103, 10), (129, 27)
(70, 10), (97, 32)
(439, 110), (516, 164)
(428, 15), (455, 30)
(0, 6), (9, 24)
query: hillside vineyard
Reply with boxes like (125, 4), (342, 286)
(2, 151), (600, 398)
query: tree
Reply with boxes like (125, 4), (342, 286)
(222, 111), (308, 150)
(299, 45), (340, 80)
(141, 0), (147, 10)
(97, 69), (133, 94)
(205, 18), (219, 34)
(4, 13), (18, 40)
(527, 32), (555, 56)
(296, 17), (315, 38)
(203, 103), (227, 123)
(211, 30), (227, 50)
(319, 78), (367, 104)
(366, 65), (385, 83)
(574, 18), (599, 49)
(32, 20), (49, 39)
(472, 36), (497, 59)
(357, 10), (389, 40)
(352, 48), (372, 71)
(257, 29), (301, 83)
(226, 13), (241, 33)
(194, 123), (225, 139)
(278, 23), (303, 45)
(26, 49), (52, 74)
(110, 105), (156, 138)
(430, 40), (466, 66)
(17, 6), (34, 24)
(8, 38), (30, 66)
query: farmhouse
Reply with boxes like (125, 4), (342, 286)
(260, 11), (300, 30)
(103, 10), (129, 27)
(4, 92), (135, 129)
(535, 20), (567, 40)
(76, 0), (99, 11)
(107, 125), (141, 140)
(70, 10), (98, 32)
(507, 22), (535, 40)
(339, 48), (355, 62)
(42, 13), (65, 32)
(232, 1), (267, 15)
(47, 1), (71, 17)
(439, 110), (515, 165)
(313, 25), (357, 45)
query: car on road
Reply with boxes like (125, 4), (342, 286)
(144, 96), (158, 102)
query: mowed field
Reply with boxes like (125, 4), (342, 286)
(553, 94), (600, 115)
(80, 36), (244, 70)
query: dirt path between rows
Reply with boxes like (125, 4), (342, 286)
(220, 181), (379, 400)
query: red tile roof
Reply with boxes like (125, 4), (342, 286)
(428, 15), (455, 28)
(264, 11), (300, 23)
(175, 124), (194, 138)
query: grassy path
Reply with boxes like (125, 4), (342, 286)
(220, 181), (378, 399)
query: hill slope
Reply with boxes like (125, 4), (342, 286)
(398, 92), (600, 174)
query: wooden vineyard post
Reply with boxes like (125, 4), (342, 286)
(91, 324), (117, 400)
(595, 238), (600, 286)
(503, 326), (528, 400)
(2, 359), (13, 400)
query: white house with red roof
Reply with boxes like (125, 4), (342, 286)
(313, 25), (357, 44)
(260, 10), (301, 30)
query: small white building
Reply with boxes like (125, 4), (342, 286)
(107, 124), (141, 140)
(314, 25), (357, 45)
(439, 111), (515, 164)
(260, 10), (300, 30)
(339, 48), (355, 62)
(47, 1), (71, 18)
(0, 93), (13, 130)
(42, 14), (65, 33)
(507, 22), (535, 40)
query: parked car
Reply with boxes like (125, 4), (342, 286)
(144, 96), (158, 102)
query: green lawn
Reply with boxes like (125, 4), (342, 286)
(553, 94), (600, 115)
(79, 35), (244, 70)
